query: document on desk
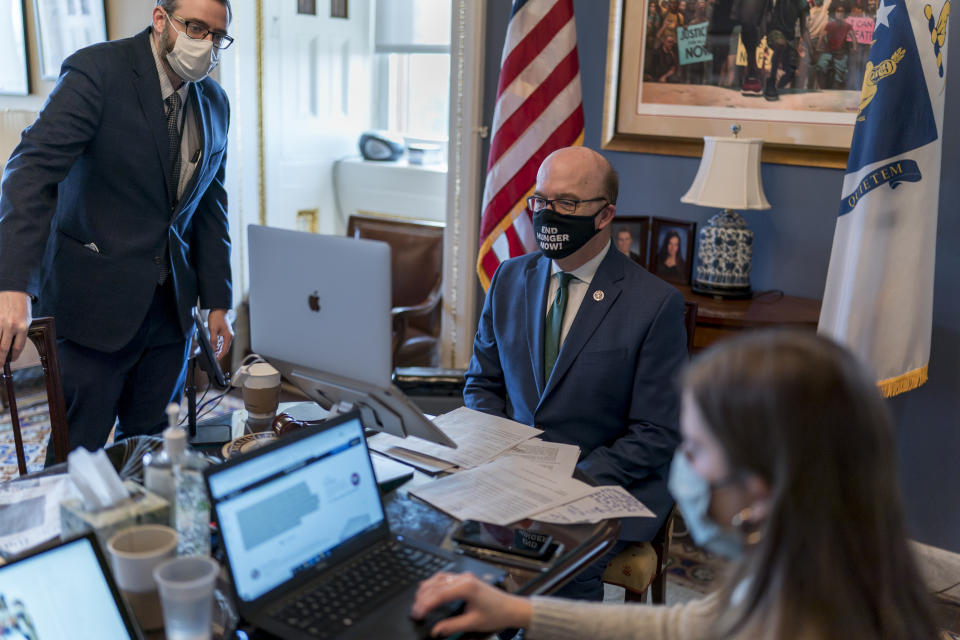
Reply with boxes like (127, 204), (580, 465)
(0, 474), (79, 557)
(531, 485), (655, 524)
(367, 406), (542, 470)
(494, 439), (580, 477)
(409, 457), (595, 526)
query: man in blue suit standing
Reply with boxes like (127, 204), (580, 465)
(465, 146), (686, 599)
(0, 0), (234, 455)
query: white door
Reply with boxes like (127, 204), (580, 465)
(262, 1), (373, 234)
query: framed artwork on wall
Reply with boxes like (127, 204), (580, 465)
(650, 217), (696, 285)
(0, 0), (30, 96)
(33, 0), (107, 80)
(611, 216), (650, 269)
(601, 0), (873, 168)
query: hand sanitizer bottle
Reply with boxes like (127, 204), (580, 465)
(143, 403), (187, 509)
(161, 402), (212, 557)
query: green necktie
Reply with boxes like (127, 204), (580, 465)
(544, 272), (574, 379)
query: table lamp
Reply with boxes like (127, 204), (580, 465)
(681, 124), (770, 299)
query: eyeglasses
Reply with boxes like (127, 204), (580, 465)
(526, 195), (609, 215)
(166, 11), (235, 50)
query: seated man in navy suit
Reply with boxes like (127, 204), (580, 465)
(0, 0), (235, 457)
(465, 146), (687, 600)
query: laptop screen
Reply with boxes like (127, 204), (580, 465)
(0, 536), (138, 638)
(208, 415), (386, 603)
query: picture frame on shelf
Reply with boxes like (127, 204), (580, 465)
(0, 0), (30, 96)
(33, 0), (107, 81)
(650, 217), (696, 285)
(611, 216), (650, 269)
(601, 0), (873, 168)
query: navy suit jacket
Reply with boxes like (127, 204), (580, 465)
(0, 28), (231, 352)
(464, 245), (686, 541)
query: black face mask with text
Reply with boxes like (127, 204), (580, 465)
(533, 208), (603, 259)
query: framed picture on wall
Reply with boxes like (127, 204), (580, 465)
(0, 0), (30, 96)
(650, 217), (696, 285)
(601, 0), (867, 168)
(611, 216), (650, 269)
(33, 0), (107, 80)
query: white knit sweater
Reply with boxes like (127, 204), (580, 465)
(528, 593), (721, 640)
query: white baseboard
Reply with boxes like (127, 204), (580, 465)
(911, 540), (960, 601)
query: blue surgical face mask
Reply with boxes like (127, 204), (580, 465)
(668, 451), (744, 559)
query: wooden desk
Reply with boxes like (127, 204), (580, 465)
(674, 284), (822, 352)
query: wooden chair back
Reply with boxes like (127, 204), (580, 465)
(1, 317), (70, 476)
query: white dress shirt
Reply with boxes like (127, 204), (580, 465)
(546, 241), (611, 346)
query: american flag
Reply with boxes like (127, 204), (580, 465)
(476, 0), (585, 290)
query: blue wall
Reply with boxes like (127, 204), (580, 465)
(483, 1), (960, 551)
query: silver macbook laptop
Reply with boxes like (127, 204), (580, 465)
(205, 410), (502, 639)
(0, 533), (143, 639)
(247, 224), (455, 447)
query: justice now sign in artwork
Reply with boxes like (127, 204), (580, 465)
(678, 22), (712, 65)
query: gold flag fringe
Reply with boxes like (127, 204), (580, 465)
(878, 365), (929, 398)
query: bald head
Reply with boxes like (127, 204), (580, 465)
(537, 147), (619, 205)
(532, 146), (619, 270)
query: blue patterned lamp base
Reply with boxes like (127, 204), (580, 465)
(693, 210), (754, 299)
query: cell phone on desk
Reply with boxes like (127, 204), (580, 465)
(452, 520), (554, 560)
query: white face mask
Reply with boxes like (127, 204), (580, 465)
(163, 12), (220, 82)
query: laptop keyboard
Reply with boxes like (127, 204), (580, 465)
(268, 541), (451, 638)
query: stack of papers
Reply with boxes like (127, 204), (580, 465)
(409, 457), (595, 526)
(374, 406), (657, 526)
(532, 486), (654, 524)
(0, 475), (79, 557)
(368, 406), (542, 471)
(493, 439), (580, 477)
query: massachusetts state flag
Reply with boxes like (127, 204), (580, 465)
(818, 0), (950, 397)
(476, 0), (585, 290)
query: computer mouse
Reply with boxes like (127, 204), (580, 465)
(413, 599), (466, 639)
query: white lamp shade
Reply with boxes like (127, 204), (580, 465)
(680, 137), (770, 210)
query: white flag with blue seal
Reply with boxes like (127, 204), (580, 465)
(819, 0), (951, 397)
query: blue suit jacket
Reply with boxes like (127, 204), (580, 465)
(0, 28), (231, 352)
(464, 246), (686, 540)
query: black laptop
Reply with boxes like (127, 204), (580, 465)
(0, 533), (144, 639)
(205, 410), (504, 639)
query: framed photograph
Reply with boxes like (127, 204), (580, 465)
(611, 216), (650, 269)
(650, 217), (696, 285)
(33, 0), (107, 80)
(601, 0), (873, 168)
(0, 0), (30, 96)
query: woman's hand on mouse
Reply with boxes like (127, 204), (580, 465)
(411, 572), (533, 637)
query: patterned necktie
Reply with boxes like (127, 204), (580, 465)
(165, 92), (183, 207)
(544, 272), (574, 379)
(159, 93), (181, 285)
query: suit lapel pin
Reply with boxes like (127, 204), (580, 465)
(593, 290), (604, 302)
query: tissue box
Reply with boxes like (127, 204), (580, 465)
(60, 481), (171, 546)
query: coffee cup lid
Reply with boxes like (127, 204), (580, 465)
(245, 362), (281, 388)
